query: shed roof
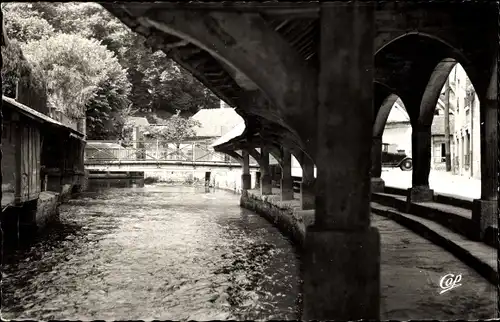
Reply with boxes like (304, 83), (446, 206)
(2, 95), (85, 138)
(211, 121), (246, 147)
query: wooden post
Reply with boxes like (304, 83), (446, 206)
(12, 112), (22, 203)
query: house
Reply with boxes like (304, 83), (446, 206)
(90, 101), (246, 162)
(188, 103), (244, 162)
(382, 99), (412, 157)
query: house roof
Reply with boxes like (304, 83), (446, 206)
(2, 95), (85, 138)
(431, 115), (455, 135)
(127, 116), (150, 127)
(387, 103), (410, 123)
(191, 108), (244, 138)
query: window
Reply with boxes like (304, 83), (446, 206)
(441, 143), (446, 157)
(382, 143), (389, 153)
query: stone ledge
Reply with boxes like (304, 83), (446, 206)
(372, 191), (477, 241)
(241, 190), (313, 248)
(371, 202), (497, 285)
(36, 191), (60, 230)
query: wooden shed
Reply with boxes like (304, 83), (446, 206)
(2, 96), (85, 208)
(2, 96), (42, 207)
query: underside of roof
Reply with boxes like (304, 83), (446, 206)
(101, 3), (320, 112)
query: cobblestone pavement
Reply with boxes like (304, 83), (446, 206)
(374, 214), (497, 320)
(381, 168), (481, 200)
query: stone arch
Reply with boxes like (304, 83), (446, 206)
(128, 8), (316, 144)
(375, 33), (469, 124)
(375, 32), (469, 63)
(373, 94), (400, 138)
(418, 58), (458, 126)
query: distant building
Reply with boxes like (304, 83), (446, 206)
(445, 64), (480, 179)
(429, 114), (455, 171)
(382, 99), (412, 157)
(382, 64), (480, 178)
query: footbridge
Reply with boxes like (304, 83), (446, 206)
(84, 140), (260, 172)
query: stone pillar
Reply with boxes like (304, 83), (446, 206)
(260, 146), (272, 195)
(472, 70), (498, 239)
(302, 3), (380, 320)
(280, 148), (294, 201)
(241, 150), (251, 190)
(300, 157), (315, 210)
(407, 124), (434, 203)
(254, 171), (261, 189)
(370, 136), (385, 192)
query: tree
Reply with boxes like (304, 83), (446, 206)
(2, 3), (55, 43)
(1, 39), (48, 113)
(143, 110), (202, 159)
(2, 2), (220, 139)
(21, 33), (130, 121)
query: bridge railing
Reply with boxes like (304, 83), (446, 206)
(84, 140), (259, 165)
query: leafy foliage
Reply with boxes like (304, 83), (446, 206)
(1, 39), (47, 112)
(1, 3), (54, 43)
(2, 2), (220, 139)
(22, 33), (130, 120)
(144, 110), (202, 146)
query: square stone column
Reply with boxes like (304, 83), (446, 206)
(280, 148), (294, 201)
(300, 181), (315, 210)
(473, 74), (498, 239)
(254, 171), (261, 189)
(300, 156), (315, 210)
(302, 3), (380, 321)
(260, 146), (272, 195)
(408, 125), (434, 203)
(241, 150), (251, 190)
(370, 136), (385, 193)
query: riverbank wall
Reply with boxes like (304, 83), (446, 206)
(239, 189), (314, 248)
(1, 171), (89, 250)
(210, 170), (312, 247)
(145, 168), (258, 194)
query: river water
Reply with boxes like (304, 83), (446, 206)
(1, 182), (301, 321)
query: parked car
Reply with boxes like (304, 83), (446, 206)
(382, 151), (412, 171)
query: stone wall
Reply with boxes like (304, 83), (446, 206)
(144, 168), (258, 192)
(211, 169), (259, 194)
(239, 190), (315, 249)
(35, 191), (60, 230)
(2, 173), (87, 250)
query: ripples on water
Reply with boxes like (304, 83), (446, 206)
(2, 183), (301, 321)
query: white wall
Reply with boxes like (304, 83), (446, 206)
(382, 123), (412, 157)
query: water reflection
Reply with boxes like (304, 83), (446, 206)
(2, 183), (301, 321)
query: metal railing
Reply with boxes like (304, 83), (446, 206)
(84, 140), (258, 165)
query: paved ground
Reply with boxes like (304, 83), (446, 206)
(374, 214), (496, 320)
(247, 189), (497, 319)
(381, 168), (481, 200)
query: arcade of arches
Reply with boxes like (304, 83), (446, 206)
(103, 2), (498, 320)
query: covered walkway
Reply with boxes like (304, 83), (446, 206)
(103, 2), (498, 319)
